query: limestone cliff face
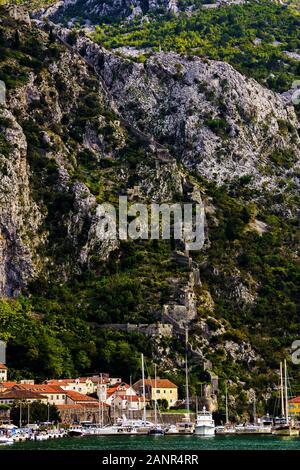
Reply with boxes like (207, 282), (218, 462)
(0, 11), (185, 295)
(39, 0), (179, 23)
(1, 15), (299, 297)
(0, 108), (41, 297)
(1, 6), (299, 399)
(61, 32), (300, 197)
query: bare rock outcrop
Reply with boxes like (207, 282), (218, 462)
(64, 33), (300, 197)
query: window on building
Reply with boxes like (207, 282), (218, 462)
(156, 389), (160, 394)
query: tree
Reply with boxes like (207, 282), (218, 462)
(157, 399), (169, 411)
(10, 401), (60, 426)
(13, 30), (20, 49)
(48, 27), (55, 44)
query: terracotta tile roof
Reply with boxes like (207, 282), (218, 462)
(41, 385), (66, 394)
(0, 363), (7, 369)
(78, 377), (110, 384)
(116, 395), (141, 402)
(66, 390), (98, 403)
(15, 384), (65, 394)
(0, 381), (17, 389)
(136, 378), (178, 388)
(46, 379), (73, 386)
(290, 396), (300, 403)
(116, 383), (130, 390)
(89, 377), (110, 384)
(107, 383), (130, 397)
(107, 387), (118, 396)
(0, 389), (47, 400)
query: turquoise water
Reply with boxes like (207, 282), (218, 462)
(2, 435), (300, 451)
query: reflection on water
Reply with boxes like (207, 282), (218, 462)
(1, 435), (300, 451)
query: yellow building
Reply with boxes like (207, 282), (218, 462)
(289, 397), (300, 417)
(134, 378), (178, 408)
(0, 364), (7, 382)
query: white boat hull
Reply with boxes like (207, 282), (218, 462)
(195, 425), (215, 436)
(272, 427), (299, 436)
(0, 436), (14, 445)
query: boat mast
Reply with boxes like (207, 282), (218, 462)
(225, 383), (229, 424)
(98, 375), (101, 426)
(100, 372), (104, 427)
(154, 364), (157, 426)
(185, 326), (190, 415)
(280, 361), (285, 419)
(113, 393), (116, 423)
(284, 359), (289, 424)
(130, 375), (132, 421)
(253, 392), (256, 425)
(141, 353), (146, 424)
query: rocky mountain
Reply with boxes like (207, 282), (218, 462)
(1, 7), (187, 296)
(61, 31), (300, 194)
(33, 0), (300, 25)
(0, 4), (299, 414)
(37, 0), (185, 24)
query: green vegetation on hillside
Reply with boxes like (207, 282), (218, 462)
(1, 0), (55, 8)
(0, 4), (300, 415)
(0, 7), (189, 385)
(93, 1), (300, 92)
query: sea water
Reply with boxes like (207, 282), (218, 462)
(1, 434), (300, 451)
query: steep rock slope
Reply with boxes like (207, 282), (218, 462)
(36, 0), (300, 25)
(38, 0), (179, 23)
(60, 32), (300, 196)
(0, 108), (41, 297)
(0, 10), (184, 296)
(0, 7), (299, 412)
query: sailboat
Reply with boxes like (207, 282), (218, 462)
(176, 327), (194, 434)
(148, 364), (164, 435)
(215, 383), (236, 435)
(114, 354), (154, 434)
(81, 373), (138, 436)
(272, 360), (299, 436)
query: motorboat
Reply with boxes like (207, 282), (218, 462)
(35, 432), (50, 441)
(176, 421), (194, 434)
(272, 422), (299, 436)
(68, 425), (84, 437)
(148, 425), (164, 436)
(194, 406), (215, 436)
(215, 425), (236, 434)
(164, 424), (179, 435)
(0, 435), (14, 445)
